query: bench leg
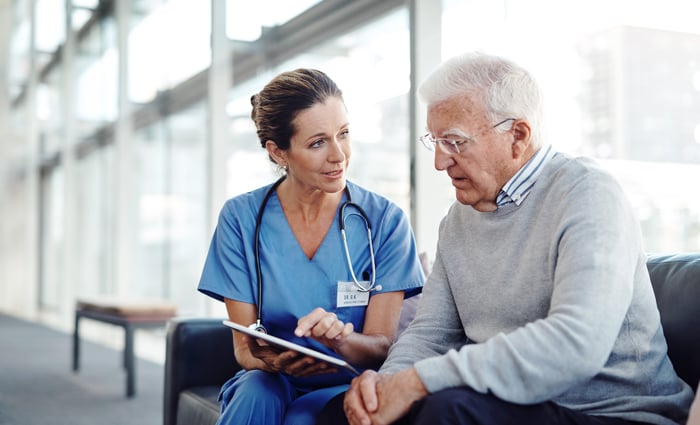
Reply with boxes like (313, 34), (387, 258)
(124, 324), (135, 398)
(72, 313), (80, 372)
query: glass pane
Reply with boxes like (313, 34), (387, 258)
(162, 105), (208, 313)
(39, 168), (64, 311)
(128, 0), (211, 104)
(134, 121), (167, 298)
(133, 102), (208, 314)
(75, 15), (118, 139)
(36, 69), (64, 156)
(72, 0), (99, 8)
(225, 0), (322, 41)
(75, 146), (115, 295)
(71, 8), (92, 30)
(441, 0), (700, 251)
(0, 174), (33, 310)
(8, 9), (31, 99)
(35, 0), (66, 54)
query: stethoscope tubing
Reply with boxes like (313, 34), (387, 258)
(339, 201), (377, 292)
(252, 176), (285, 332)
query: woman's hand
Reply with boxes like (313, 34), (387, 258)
(246, 334), (339, 377)
(295, 307), (354, 349)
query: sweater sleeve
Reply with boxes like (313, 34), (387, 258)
(379, 232), (466, 374)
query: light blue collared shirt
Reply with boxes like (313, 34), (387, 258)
(496, 144), (556, 208)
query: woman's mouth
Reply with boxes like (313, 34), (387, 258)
(324, 169), (344, 178)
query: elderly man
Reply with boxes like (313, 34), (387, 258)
(317, 52), (693, 425)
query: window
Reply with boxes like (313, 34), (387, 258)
(128, 0), (211, 104)
(441, 0), (700, 251)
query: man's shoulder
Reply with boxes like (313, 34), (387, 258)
(544, 154), (620, 188)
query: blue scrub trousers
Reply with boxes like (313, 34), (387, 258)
(216, 369), (349, 425)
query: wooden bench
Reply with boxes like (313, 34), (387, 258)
(72, 297), (177, 397)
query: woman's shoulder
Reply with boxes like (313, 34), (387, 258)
(345, 181), (409, 229)
(345, 180), (391, 202)
(218, 182), (279, 226)
(223, 182), (276, 208)
(346, 181), (401, 211)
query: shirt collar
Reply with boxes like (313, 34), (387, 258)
(496, 144), (556, 208)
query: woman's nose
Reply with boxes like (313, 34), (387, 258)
(329, 139), (347, 162)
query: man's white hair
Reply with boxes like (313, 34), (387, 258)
(418, 51), (544, 148)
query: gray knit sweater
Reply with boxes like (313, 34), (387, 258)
(382, 153), (693, 424)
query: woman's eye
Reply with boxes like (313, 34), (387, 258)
(340, 129), (350, 138)
(310, 139), (325, 148)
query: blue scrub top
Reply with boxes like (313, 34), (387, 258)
(198, 180), (424, 388)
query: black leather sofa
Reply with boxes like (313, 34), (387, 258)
(163, 253), (700, 425)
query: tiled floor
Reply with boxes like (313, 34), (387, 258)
(0, 313), (164, 425)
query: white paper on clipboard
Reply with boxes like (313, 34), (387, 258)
(222, 320), (360, 376)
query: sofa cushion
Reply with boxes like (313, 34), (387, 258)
(176, 386), (221, 425)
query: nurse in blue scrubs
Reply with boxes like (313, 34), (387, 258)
(197, 68), (425, 425)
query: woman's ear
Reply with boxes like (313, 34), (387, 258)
(510, 120), (532, 159)
(265, 141), (287, 168)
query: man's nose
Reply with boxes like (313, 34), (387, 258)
(434, 148), (454, 171)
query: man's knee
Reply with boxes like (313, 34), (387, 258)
(315, 392), (348, 425)
(408, 387), (483, 425)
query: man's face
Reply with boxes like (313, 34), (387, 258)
(426, 96), (517, 212)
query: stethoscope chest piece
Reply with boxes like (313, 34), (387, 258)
(248, 320), (267, 334)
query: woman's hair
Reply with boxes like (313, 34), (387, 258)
(250, 68), (343, 155)
(418, 52), (544, 148)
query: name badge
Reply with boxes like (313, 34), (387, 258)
(336, 281), (370, 308)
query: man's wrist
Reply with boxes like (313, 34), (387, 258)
(399, 367), (429, 398)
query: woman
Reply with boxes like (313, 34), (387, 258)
(197, 68), (425, 425)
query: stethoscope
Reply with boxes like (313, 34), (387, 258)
(249, 175), (379, 333)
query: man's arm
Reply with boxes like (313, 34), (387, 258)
(380, 249), (466, 374)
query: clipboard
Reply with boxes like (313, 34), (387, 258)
(222, 320), (360, 376)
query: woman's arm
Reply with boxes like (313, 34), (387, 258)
(224, 299), (270, 371)
(296, 290), (405, 369)
(225, 298), (329, 376)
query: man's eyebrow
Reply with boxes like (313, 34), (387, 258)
(439, 128), (470, 138)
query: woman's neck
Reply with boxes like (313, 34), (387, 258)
(276, 179), (344, 224)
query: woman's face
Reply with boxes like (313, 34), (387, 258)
(282, 96), (351, 195)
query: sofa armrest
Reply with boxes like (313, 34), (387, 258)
(163, 317), (241, 425)
(646, 253), (700, 389)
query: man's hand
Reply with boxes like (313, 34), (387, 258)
(344, 368), (428, 425)
(344, 370), (381, 425)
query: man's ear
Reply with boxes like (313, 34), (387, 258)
(511, 120), (532, 159)
(265, 140), (287, 167)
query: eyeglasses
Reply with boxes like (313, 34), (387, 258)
(419, 118), (516, 155)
